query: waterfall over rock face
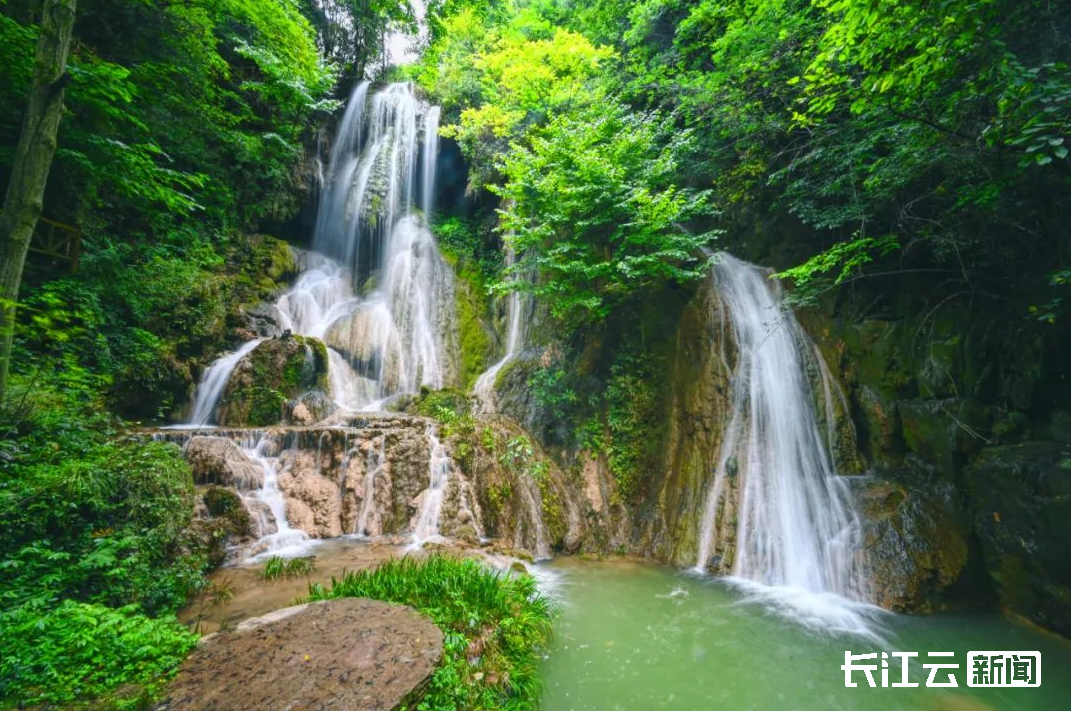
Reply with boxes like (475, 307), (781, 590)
(473, 246), (530, 414)
(182, 82), (455, 422)
(306, 81), (457, 409)
(695, 254), (871, 607)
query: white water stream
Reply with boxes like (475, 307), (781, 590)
(409, 424), (452, 545)
(183, 340), (261, 427)
(694, 253), (872, 631)
(177, 82), (462, 554)
(243, 434), (313, 560)
(183, 81), (454, 424)
(355, 435), (387, 537)
(472, 247), (529, 413)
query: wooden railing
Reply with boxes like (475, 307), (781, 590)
(0, 210), (82, 273)
(29, 215), (82, 273)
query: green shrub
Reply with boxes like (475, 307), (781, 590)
(306, 555), (554, 711)
(0, 601), (197, 708)
(0, 387), (205, 615)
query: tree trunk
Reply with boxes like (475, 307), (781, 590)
(0, 0), (77, 403)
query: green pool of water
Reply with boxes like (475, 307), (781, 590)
(539, 558), (1070, 711)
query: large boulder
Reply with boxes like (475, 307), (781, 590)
(184, 436), (263, 490)
(857, 475), (970, 611)
(160, 599), (443, 711)
(966, 442), (1071, 636)
(218, 333), (331, 426)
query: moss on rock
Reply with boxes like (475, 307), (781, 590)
(966, 442), (1071, 636)
(218, 334), (331, 426)
(858, 476), (970, 612)
(440, 252), (494, 389)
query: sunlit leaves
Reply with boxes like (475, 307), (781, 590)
(493, 105), (718, 326)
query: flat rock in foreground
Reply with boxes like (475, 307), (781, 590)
(161, 598), (443, 711)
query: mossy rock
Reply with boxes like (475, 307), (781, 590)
(204, 486), (253, 538)
(858, 476), (969, 612)
(898, 398), (992, 471)
(218, 334), (330, 426)
(440, 252), (494, 389)
(966, 442), (1071, 636)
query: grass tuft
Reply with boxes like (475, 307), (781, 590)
(259, 556), (316, 580)
(305, 554), (554, 711)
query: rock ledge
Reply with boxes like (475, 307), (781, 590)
(160, 598), (443, 711)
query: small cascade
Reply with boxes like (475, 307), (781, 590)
(410, 424), (453, 545)
(243, 433), (312, 559)
(355, 435), (387, 536)
(421, 105), (440, 219)
(515, 477), (550, 560)
(184, 340), (262, 426)
(473, 247), (529, 413)
(695, 253), (869, 606)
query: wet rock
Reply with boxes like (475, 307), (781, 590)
(278, 449), (344, 537)
(463, 415), (583, 557)
(242, 497), (277, 539)
(635, 279), (733, 565)
(287, 390), (337, 425)
(241, 302), (283, 338)
(323, 306), (385, 373)
(218, 333), (331, 426)
(203, 487), (253, 538)
(185, 437), (263, 490)
(966, 442), (1071, 636)
(857, 475), (969, 611)
(160, 598), (443, 711)
(898, 398), (992, 471)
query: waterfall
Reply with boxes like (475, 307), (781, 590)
(355, 435), (387, 536)
(515, 477), (550, 560)
(695, 253), (870, 608)
(473, 247), (529, 413)
(183, 340), (262, 427)
(244, 433), (312, 560)
(181, 82), (454, 420)
(422, 105), (440, 219)
(309, 82), (455, 409)
(410, 424), (453, 545)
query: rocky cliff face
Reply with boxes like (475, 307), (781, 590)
(155, 407), (600, 562)
(171, 231), (1071, 637)
(795, 274), (1071, 633)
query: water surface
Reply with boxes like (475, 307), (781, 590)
(540, 558), (1070, 711)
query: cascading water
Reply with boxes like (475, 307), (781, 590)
(410, 424), (453, 545)
(355, 435), (387, 537)
(422, 105), (439, 219)
(515, 477), (550, 560)
(181, 81), (454, 419)
(183, 340), (262, 427)
(310, 81), (456, 408)
(244, 434), (312, 559)
(473, 246), (529, 413)
(694, 253), (872, 628)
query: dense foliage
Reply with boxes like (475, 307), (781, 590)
(0, 0), (333, 417)
(416, 4), (718, 329)
(307, 554), (554, 711)
(411, 0), (1069, 495)
(420, 0), (1070, 308)
(0, 386), (205, 707)
(0, 601), (197, 708)
(2, 0), (1070, 705)
(0, 1), (393, 707)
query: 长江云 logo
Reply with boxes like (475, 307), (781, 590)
(841, 651), (1040, 688)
